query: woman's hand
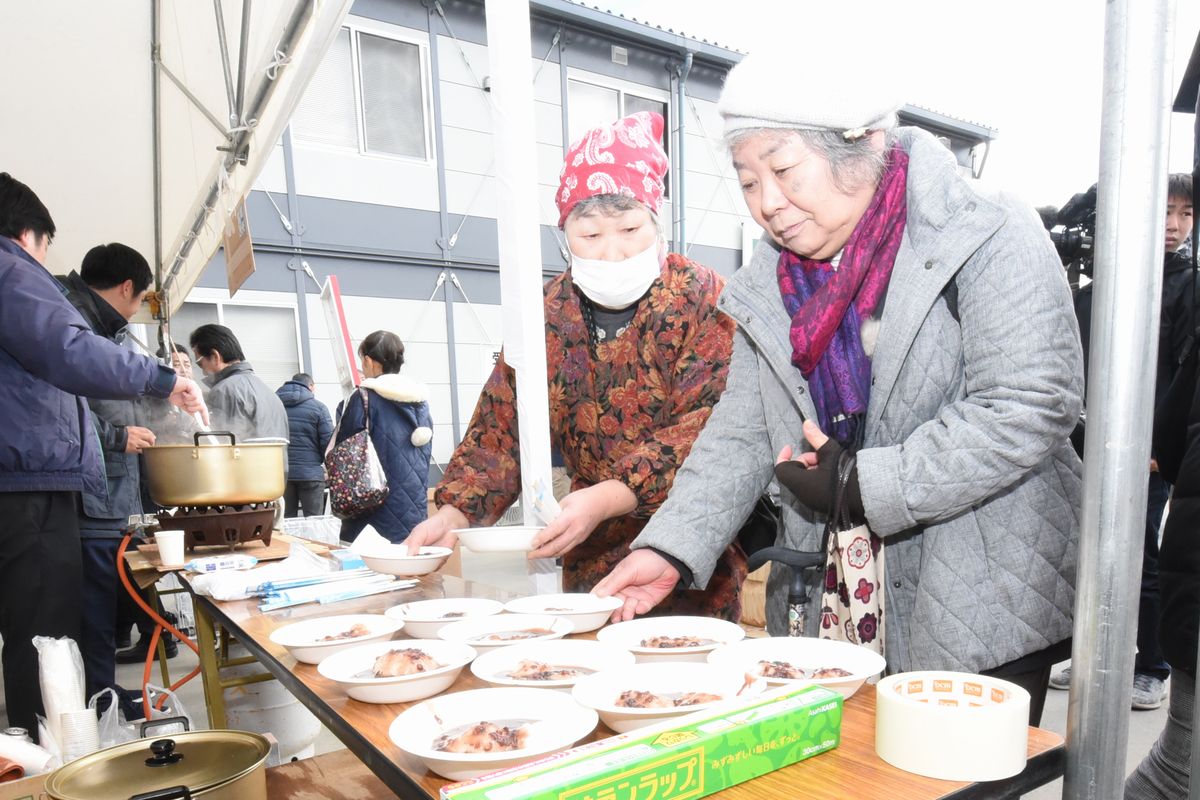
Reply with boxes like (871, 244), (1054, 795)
(592, 549), (681, 622)
(774, 420), (863, 520)
(528, 480), (636, 559)
(405, 505), (468, 554)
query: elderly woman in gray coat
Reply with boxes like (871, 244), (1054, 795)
(595, 49), (1083, 725)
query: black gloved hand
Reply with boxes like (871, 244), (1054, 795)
(774, 437), (865, 524)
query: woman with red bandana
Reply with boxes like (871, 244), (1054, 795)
(595, 46), (1085, 725)
(405, 112), (746, 621)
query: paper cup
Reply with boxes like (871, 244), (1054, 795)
(155, 530), (185, 566)
(59, 709), (99, 762)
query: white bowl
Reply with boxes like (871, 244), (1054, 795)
(389, 687), (598, 781)
(269, 614), (404, 665)
(360, 545), (453, 577)
(470, 639), (636, 689)
(706, 636), (886, 699)
(316, 639), (477, 703)
(571, 661), (766, 733)
(385, 598), (505, 639)
(438, 614), (573, 652)
(503, 593), (622, 634)
(451, 525), (542, 553)
(595, 615), (746, 663)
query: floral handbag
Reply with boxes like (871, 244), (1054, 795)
(819, 450), (886, 654)
(325, 389), (389, 519)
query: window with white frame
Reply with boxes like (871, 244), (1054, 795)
(566, 78), (670, 157)
(292, 24), (430, 160)
(171, 301), (301, 390)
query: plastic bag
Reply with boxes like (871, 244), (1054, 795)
(141, 683), (194, 736)
(89, 688), (139, 749)
(0, 731), (59, 776)
(87, 683), (194, 748)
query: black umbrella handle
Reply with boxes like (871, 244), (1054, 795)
(746, 546), (825, 637)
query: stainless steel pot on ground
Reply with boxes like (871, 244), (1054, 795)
(43, 729), (270, 800)
(142, 432), (286, 507)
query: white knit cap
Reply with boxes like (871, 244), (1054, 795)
(718, 47), (904, 140)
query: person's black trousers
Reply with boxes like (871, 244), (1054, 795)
(284, 480), (326, 517)
(80, 536), (124, 704)
(1136, 473), (1171, 680)
(0, 491), (81, 738)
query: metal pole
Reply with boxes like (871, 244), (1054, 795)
(443, 275), (463, 444)
(151, 0), (162, 287)
(280, 127), (313, 375)
(1063, 1), (1175, 798)
(233, 0), (253, 125)
(675, 51), (692, 255)
(212, 0), (239, 124)
(425, 4), (463, 444)
(557, 27), (570, 160)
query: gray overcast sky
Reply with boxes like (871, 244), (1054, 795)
(600, 0), (1198, 209)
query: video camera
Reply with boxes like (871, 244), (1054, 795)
(1043, 184), (1097, 276)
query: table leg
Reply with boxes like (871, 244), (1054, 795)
(194, 600), (227, 729)
(147, 584), (171, 688)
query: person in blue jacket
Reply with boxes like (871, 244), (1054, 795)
(336, 331), (433, 543)
(0, 173), (206, 739)
(277, 373), (333, 517)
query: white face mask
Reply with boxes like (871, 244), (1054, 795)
(568, 239), (665, 309)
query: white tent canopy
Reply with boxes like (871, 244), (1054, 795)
(2, 0), (352, 318)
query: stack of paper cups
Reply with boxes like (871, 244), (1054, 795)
(156, 530), (186, 566)
(59, 710), (99, 762)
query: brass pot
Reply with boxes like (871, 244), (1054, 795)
(44, 730), (270, 800)
(142, 432), (286, 507)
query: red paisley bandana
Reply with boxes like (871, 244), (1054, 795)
(556, 111), (669, 227)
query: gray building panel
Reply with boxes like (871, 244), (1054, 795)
(349, 0), (430, 31)
(685, 242), (740, 278)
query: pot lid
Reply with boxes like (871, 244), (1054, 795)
(45, 730), (269, 799)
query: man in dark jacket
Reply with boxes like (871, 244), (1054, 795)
(190, 324), (288, 443)
(0, 173), (206, 737)
(1126, 288), (1200, 797)
(1057, 173), (1194, 709)
(277, 373), (333, 517)
(60, 243), (179, 717)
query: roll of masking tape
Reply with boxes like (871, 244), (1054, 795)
(875, 671), (1030, 782)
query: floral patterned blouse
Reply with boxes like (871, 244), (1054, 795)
(434, 254), (747, 621)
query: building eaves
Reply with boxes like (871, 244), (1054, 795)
(527, 0), (745, 65)
(900, 104), (998, 144)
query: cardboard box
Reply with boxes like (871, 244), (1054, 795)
(442, 685), (842, 800)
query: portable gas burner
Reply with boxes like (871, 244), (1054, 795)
(155, 504), (275, 551)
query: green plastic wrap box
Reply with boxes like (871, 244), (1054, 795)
(440, 684), (843, 800)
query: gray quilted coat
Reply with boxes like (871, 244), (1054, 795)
(634, 127), (1084, 674)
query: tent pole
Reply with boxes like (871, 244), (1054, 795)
(281, 127), (313, 375)
(162, 0), (312, 297)
(233, 0), (253, 127)
(212, 0), (239, 124)
(151, 0), (162, 291)
(1063, 0), (1175, 797)
(484, 0), (556, 592)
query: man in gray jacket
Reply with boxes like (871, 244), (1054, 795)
(190, 324), (288, 445)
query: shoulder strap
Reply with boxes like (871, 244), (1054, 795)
(943, 272), (960, 323)
(357, 388), (371, 433)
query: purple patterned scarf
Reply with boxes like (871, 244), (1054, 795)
(777, 146), (909, 445)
